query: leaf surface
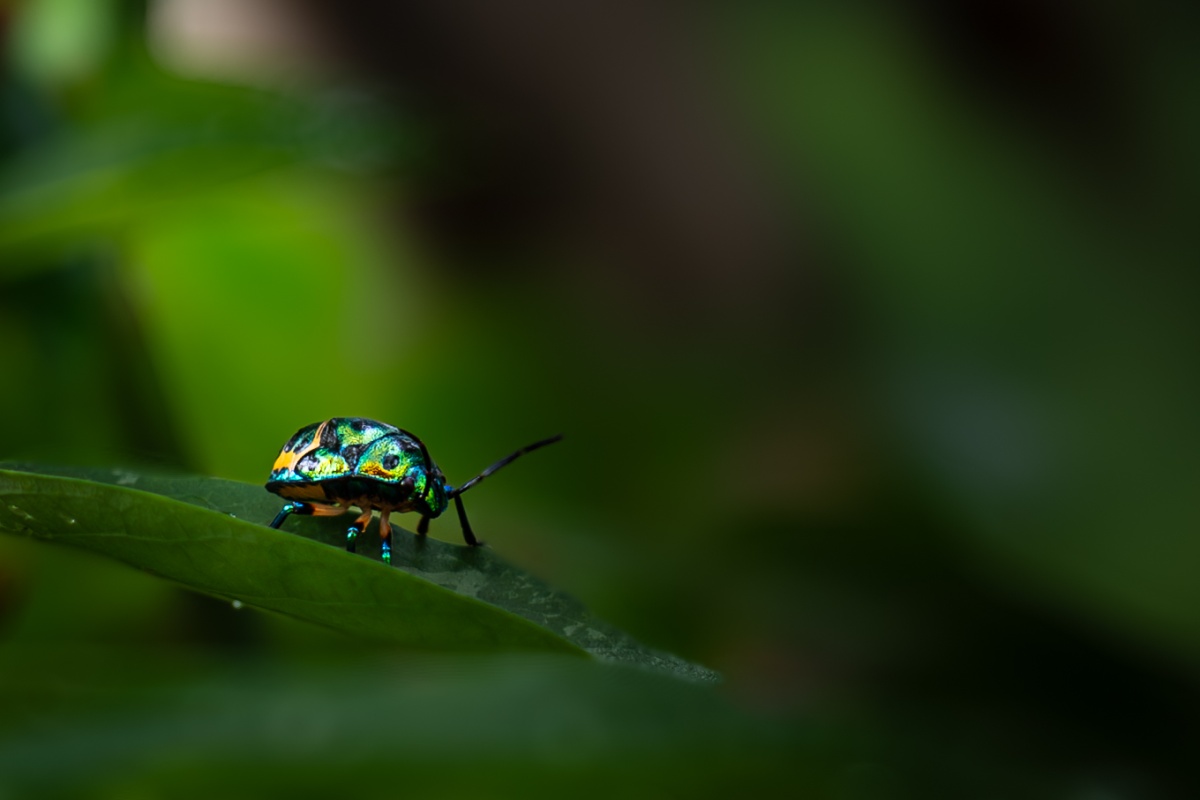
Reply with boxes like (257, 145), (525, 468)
(0, 465), (716, 680)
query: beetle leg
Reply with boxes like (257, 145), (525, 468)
(417, 515), (430, 536)
(379, 511), (393, 565)
(270, 501), (344, 529)
(453, 494), (482, 547)
(270, 501), (310, 529)
(345, 509), (373, 554)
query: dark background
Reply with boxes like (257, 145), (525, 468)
(2, 1), (1199, 795)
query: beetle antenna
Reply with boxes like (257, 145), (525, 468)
(448, 434), (562, 497)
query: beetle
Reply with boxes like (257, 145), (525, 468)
(265, 417), (561, 564)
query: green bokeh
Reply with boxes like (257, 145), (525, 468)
(3, 1), (1199, 796)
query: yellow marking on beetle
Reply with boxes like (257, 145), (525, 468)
(277, 483), (330, 502)
(310, 503), (348, 518)
(306, 421), (330, 455)
(356, 460), (387, 479)
(272, 450), (298, 472)
(309, 454), (350, 479)
(273, 420), (333, 473)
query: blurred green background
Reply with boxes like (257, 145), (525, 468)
(2, 0), (1200, 796)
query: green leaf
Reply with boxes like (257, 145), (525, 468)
(0, 465), (717, 680)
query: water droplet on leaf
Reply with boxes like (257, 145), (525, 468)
(7, 505), (34, 521)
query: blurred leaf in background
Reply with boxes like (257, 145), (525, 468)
(3, 0), (1200, 796)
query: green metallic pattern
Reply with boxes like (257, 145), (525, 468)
(300, 448), (350, 480)
(420, 470), (448, 517)
(266, 417), (559, 552)
(355, 435), (419, 481)
(265, 417), (447, 518)
(330, 418), (400, 448)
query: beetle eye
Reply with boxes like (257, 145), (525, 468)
(382, 454), (400, 470)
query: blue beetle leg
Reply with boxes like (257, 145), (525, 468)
(345, 509), (373, 554)
(269, 501), (314, 529)
(417, 515), (430, 536)
(453, 494), (481, 547)
(379, 511), (393, 565)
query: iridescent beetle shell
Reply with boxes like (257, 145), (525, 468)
(266, 417), (447, 518)
(265, 416), (560, 565)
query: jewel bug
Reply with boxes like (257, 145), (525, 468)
(265, 417), (561, 564)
